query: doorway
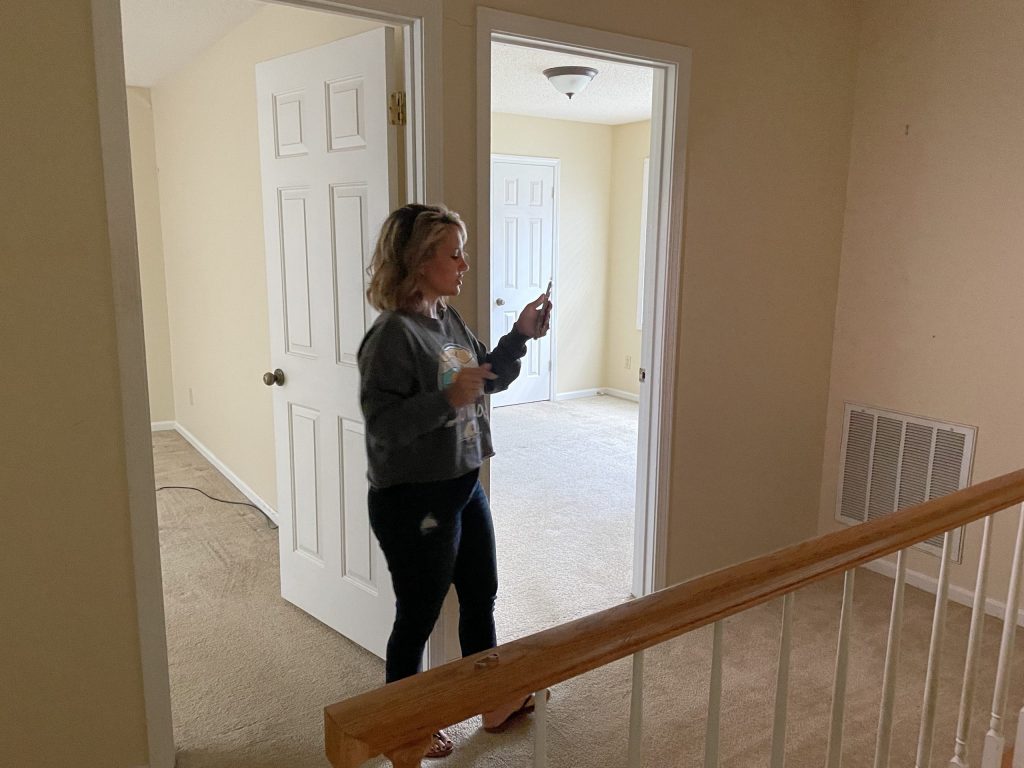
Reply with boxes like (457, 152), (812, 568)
(95, 0), (441, 762)
(477, 10), (691, 639)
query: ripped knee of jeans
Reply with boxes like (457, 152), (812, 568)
(419, 513), (439, 534)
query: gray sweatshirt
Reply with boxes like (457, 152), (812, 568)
(357, 305), (529, 488)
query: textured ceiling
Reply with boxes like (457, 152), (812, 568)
(121, 0), (263, 87)
(491, 42), (653, 126)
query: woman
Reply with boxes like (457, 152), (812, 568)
(357, 203), (551, 758)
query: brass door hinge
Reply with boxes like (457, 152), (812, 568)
(388, 91), (407, 126)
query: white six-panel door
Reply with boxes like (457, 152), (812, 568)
(490, 157), (555, 407)
(256, 27), (397, 658)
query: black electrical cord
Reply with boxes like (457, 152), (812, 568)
(156, 485), (278, 530)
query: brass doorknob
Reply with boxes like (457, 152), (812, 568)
(263, 369), (285, 386)
(496, 298), (506, 306)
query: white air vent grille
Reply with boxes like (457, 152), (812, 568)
(836, 404), (976, 560)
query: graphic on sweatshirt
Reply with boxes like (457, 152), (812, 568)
(438, 344), (475, 388)
(438, 343), (482, 442)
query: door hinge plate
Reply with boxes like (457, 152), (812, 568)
(388, 91), (407, 126)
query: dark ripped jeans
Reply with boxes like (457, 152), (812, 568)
(368, 469), (498, 683)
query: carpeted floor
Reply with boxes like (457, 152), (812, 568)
(153, 397), (1023, 767)
(154, 430), (383, 768)
(490, 395), (638, 641)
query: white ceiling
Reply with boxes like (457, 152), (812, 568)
(121, 0), (263, 87)
(491, 42), (652, 125)
(120, 1), (653, 124)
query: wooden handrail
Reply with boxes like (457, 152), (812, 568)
(325, 467), (1024, 767)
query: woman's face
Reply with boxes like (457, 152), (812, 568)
(419, 226), (469, 302)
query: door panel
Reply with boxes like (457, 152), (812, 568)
(340, 418), (372, 587)
(331, 185), (370, 366)
(257, 27), (397, 658)
(280, 189), (315, 354)
(290, 405), (321, 560)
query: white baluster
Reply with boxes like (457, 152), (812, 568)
(628, 651), (644, 768)
(916, 531), (953, 768)
(705, 621), (724, 768)
(533, 686), (548, 768)
(874, 550), (907, 768)
(826, 569), (856, 768)
(950, 516), (994, 767)
(771, 593), (795, 768)
(1014, 708), (1024, 768)
(982, 506), (1024, 768)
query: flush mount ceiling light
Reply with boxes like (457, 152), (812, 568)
(542, 65), (598, 100)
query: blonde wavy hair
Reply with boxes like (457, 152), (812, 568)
(365, 203), (467, 312)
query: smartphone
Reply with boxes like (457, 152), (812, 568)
(538, 279), (553, 327)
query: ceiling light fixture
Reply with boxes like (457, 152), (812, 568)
(543, 65), (598, 100)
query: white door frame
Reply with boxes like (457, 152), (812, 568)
(476, 9), (691, 599)
(489, 153), (559, 405)
(90, 0), (442, 764)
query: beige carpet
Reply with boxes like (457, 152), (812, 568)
(153, 398), (1023, 767)
(490, 395), (638, 641)
(154, 430), (382, 768)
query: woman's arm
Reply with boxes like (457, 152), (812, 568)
(468, 291), (551, 394)
(445, 305), (528, 394)
(362, 382), (453, 451)
(358, 320), (454, 450)
(477, 329), (528, 395)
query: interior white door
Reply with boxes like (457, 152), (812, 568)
(256, 27), (398, 658)
(490, 158), (555, 407)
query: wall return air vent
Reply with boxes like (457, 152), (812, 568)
(836, 403), (977, 561)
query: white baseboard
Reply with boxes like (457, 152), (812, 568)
(862, 558), (1024, 627)
(553, 388), (640, 403)
(155, 422), (279, 526)
(598, 387), (640, 403)
(554, 388), (599, 401)
(151, 421), (177, 431)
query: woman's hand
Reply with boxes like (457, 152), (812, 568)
(514, 292), (552, 339)
(445, 363), (498, 408)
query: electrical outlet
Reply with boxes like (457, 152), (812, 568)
(625, 355), (632, 370)
(188, 387), (195, 406)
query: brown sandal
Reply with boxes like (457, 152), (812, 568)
(483, 690), (551, 733)
(425, 730), (454, 759)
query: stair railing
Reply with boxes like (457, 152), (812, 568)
(324, 467), (1024, 768)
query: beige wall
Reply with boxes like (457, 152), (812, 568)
(1, 3), (149, 765)
(128, 87), (175, 423)
(452, 0), (859, 583)
(6, 0), (860, 761)
(603, 120), (650, 396)
(491, 113), (612, 394)
(818, 0), (1024, 601)
(152, 5), (380, 506)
